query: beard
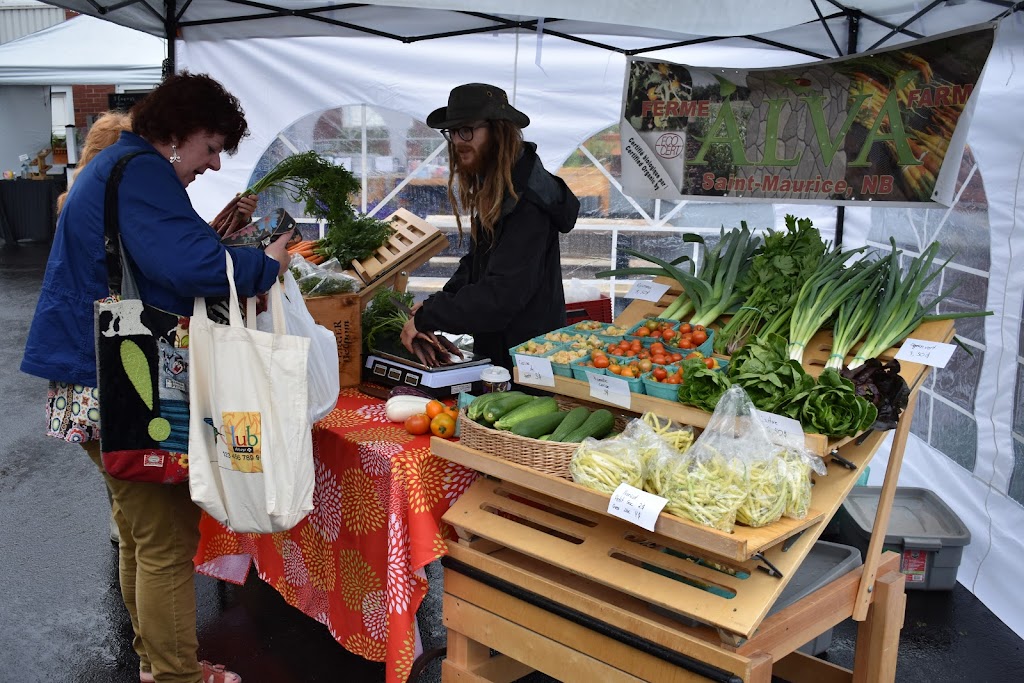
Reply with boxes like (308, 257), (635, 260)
(454, 137), (495, 177)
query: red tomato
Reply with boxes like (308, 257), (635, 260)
(692, 329), (708, 345)
(653, 367), (668, 381)
(404, 413), (430, 435)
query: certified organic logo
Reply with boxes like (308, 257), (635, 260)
(655, 133), (683, 159)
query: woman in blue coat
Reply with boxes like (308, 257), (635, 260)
(21, 72), (289, 683)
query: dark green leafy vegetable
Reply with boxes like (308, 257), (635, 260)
(361, 288), (414, 352)
(725, 333), (814, 415)
(716, 215), (827, 354)
(799, 368), (877, 438)
(676, 359), (732, 413)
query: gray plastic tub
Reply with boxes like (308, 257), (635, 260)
(765, 540), (862, 655)
(647, 541), (861, 656)
(837, 486), (971, 591)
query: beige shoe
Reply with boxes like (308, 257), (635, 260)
(109, 513), (120, 545)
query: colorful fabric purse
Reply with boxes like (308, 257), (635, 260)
(94, 150), (190, 484)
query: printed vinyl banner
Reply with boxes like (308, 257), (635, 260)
(620, 26), (995, 206)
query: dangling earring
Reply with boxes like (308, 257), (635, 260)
(169, 144), (181, 164)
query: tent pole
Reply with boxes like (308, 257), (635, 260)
(164, 0), (178, 79)
(835, 10), (860, 247)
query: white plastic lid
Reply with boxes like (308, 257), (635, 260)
(480, 365), (511, 383)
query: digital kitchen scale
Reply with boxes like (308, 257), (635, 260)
(363, 348), (492, 398)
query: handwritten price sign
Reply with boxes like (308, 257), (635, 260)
(607, 483), (668, 531)
(587, 373), (632, 409)
(755, 409), (804, 449)
(625, 280), (671, 302)
(894, 338), (956, 368)
(515, 355), (555, 387)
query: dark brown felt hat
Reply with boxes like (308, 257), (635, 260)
(427, 83), (530, 129)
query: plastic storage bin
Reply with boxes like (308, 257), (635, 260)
(837, 486), (970, 591)
(765, 540), (862, 655)
(646, 540), (860, 656)
(565, 297), (612, 324)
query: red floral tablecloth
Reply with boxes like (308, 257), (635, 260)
(194, 388), (477, 683)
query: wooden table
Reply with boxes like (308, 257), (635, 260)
(431, 311), (954, 682)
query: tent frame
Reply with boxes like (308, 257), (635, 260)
(66, 0), (1022, 77)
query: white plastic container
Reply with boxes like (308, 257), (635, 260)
(480, 365), (512, 393)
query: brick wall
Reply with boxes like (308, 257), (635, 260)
(72, 84), (116, 129)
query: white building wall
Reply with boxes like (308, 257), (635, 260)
(0, 1), (64, 45)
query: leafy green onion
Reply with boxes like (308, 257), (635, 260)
(825, 263), (888, 370)
(787, 246), (888, 364)
(848, 239), (991, 369)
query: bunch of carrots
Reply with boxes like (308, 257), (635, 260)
(286, 239), (327, 265)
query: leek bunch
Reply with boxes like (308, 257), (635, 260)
(596, 224), (759, 327)
(787, 247), (888, 365)
(848, 239), (990, 369)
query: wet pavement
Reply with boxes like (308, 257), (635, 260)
(2, 238), (1023, 682)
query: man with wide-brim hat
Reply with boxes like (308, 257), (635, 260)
(402, 83), (580, 373)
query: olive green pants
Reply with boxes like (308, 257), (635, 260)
(84, 441), (204, 683)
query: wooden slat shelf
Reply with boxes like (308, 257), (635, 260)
(439, 415), (891, 639)
(434, 438), (825, 562)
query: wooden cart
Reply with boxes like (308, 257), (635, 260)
(431, 295), (955, 683)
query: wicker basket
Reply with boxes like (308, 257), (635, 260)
(457, 397), (631, 480)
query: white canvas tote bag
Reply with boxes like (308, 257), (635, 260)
(188, 252), (314, 533)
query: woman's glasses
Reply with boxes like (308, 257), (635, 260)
(441, 123), (489, 143)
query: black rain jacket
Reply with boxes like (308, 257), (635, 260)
(414, 142), (580, 370)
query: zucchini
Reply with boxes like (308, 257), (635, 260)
(482, 393), (534, 424)
(468, 391), (522, 420)
(510, 411), (569, 439)
(494, 397), (559, 431)
(549, 406), (590, 442)
(562, 409), (615, 442)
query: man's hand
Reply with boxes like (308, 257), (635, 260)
(400, 316), (420, 354)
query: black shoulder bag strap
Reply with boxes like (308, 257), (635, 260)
(102, 150), (159, 297)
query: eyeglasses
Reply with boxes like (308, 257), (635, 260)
(441, 123), (489, 143)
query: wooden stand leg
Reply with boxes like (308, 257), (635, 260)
(446, 629), (491, 670)
(748, 652), (774, 683)
(852, 570), (906, 683)
(853, 391), (917, 621)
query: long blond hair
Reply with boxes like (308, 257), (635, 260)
(446, 119), (523, 244)
(56, 111), (132, 214)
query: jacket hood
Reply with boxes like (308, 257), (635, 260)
(503, 142), (580, 234)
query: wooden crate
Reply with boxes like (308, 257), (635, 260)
(303, 293), (362, 387)
(351, 208), (448, 284)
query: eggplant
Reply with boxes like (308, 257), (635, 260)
(389, 385), (433, 400)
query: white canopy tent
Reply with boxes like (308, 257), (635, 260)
(37, 0), (1024, 641)
(0, 13), (164, 85)
(0, 14), (163, 173)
